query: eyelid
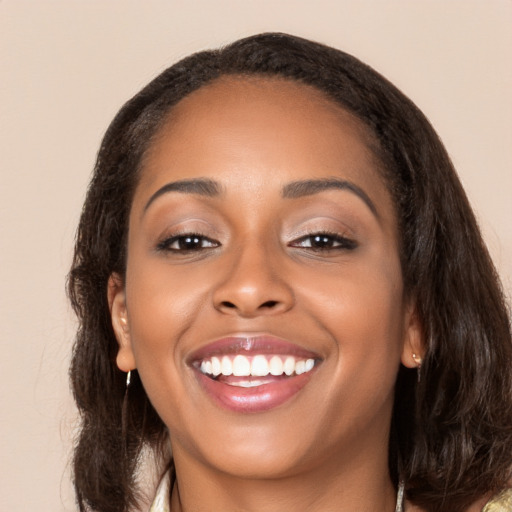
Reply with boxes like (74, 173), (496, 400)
(285, 212), (356, 235)
(152, 215), (223, 246)
(286, 218), (356, 242)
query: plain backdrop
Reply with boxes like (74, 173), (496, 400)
(1, 1), (511, 510)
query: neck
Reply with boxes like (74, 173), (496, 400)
(170, 442), (397, 512)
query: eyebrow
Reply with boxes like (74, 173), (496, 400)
(282, 178), (378, 218)
(143, 178), (222, 213)
(143, 176), (378, 218)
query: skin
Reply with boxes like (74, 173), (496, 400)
(109, 77), (424, 512)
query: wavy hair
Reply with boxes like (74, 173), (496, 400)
(68, 33), (512, 512)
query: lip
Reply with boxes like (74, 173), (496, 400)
(188, 335), (321, 413)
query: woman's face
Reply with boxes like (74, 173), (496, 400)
(110, 77), (420, 479)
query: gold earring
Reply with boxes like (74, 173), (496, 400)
(412, 353), (422, 366)
(412, 353), (422, 383)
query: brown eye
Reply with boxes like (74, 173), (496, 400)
(157, 234), (219, 252)
(310, 235), (337, 248)
(290, 233), (357, 251)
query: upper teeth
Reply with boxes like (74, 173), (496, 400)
(198, 355), (316, 378)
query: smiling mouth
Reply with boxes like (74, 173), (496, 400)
(189, 336), (321, 412)
(194, 354), (317, 387)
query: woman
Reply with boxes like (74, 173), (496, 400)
(68, 33), (512, 512)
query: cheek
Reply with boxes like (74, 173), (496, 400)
(123, 255), (211, 400)
(126, 254), (210, 341)
(298, 250), (405, 375)
(304, 249), (403, 322)
(123, 268), (203, 435)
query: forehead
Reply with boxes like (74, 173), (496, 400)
(135, 76), (392, 215)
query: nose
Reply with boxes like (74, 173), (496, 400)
(212, 243), (294, 318)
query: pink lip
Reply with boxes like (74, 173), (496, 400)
(188, 336), (321, 414)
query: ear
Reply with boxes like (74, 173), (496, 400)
(108, 273), (136, 373)
(400, 302), (425, 369)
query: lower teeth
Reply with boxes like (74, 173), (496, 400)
(214, 375), (287, 387)
(229, 380), (266, 388)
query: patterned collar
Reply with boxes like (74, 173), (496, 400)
(483, 487), (512, 512)
(149, 472), (171, 512)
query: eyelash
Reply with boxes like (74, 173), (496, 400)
(156, 232), (220, 253)
(288, 232), (357, 251)
(156, 231), (357, 254)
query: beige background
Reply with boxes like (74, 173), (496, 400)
(1, 1), (510, 510)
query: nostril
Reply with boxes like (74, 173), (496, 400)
(220, 301), (237, 309)
(219, 300), (279, 311)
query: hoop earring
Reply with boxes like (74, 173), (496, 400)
(120, 369), (148, 478)
(121, 370), (132, 451)
(412, 353), (422, 383)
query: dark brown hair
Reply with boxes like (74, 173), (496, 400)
(68, 33), (512, 512)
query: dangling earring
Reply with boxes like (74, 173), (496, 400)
(122, 370), (133, 449)
(412, 353), (422, 383)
